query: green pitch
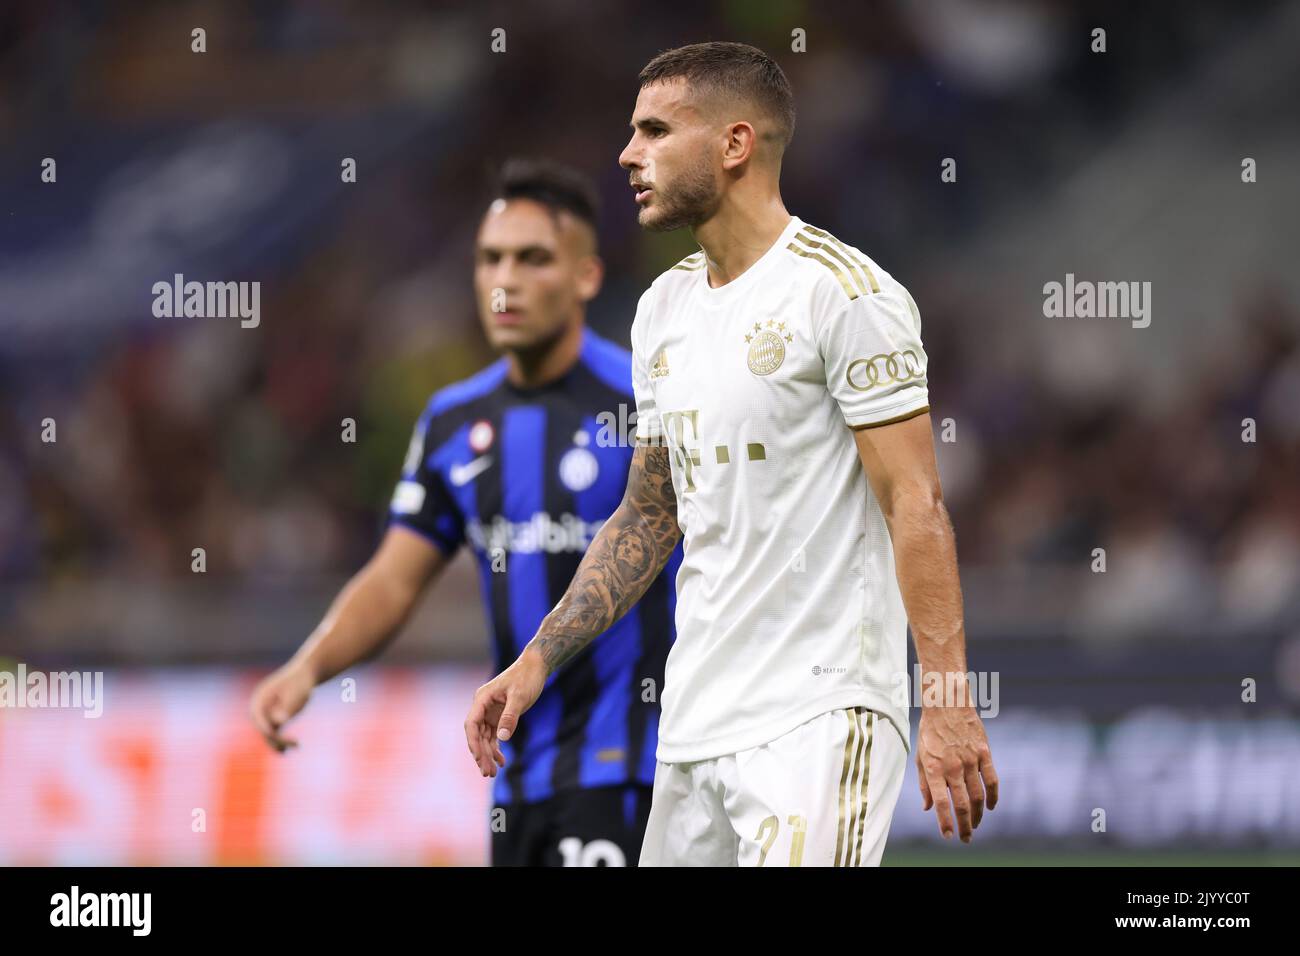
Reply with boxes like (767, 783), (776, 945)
(883, 847), (1300, 866)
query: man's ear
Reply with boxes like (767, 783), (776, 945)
(575, 255), (605, 303)
(721, 121), (757, 171)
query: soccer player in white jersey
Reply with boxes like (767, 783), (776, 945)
(466, 41), (998, 866)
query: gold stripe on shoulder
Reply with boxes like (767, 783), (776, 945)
(786, 239), (859, 301)
(791, 229), (870, 297)
(801, 224), (880, 293)
(670, 252), (706, 272)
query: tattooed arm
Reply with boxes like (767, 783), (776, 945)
(530, 440), (680, 672)
(464, 441), (680, 777)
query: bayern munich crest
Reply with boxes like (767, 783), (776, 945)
(745, 319), (795, 375)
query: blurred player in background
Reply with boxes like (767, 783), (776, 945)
(466, 43), (998, 866)
(250, 159), (682, 867)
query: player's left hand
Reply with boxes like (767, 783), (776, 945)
(915, 704), (998, 843)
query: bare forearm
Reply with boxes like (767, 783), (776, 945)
(293, 564), (428, 683)
(886, 496), (968, 678)
(527, 443), (679, 675)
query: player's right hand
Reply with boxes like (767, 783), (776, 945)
(464, 647), (547, 777)
(248, 661), (316, 753)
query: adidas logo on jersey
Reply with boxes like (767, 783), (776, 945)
(650, 349), (670, 379)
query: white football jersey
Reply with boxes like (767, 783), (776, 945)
(631, 215), (929, 763)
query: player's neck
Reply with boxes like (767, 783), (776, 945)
(693, 193), (791, 289)
(504, 319), (585, 389)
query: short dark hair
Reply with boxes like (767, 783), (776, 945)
(494, 158), (599, 232)
(638, 42), (795, 149)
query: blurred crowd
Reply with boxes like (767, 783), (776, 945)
(0, 0), (1295, 659)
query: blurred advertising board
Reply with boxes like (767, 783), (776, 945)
(1, 668), (1297, 863)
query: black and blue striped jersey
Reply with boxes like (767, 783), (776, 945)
(388, 327), (681, 805)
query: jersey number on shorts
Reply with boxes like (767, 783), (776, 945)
(754, 814), (807, 867)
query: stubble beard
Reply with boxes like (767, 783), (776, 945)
(640, 153), (720, 233)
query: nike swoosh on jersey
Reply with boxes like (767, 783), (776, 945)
(449, 455), (493, 486)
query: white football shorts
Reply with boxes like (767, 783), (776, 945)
(639, 706), (907, 867)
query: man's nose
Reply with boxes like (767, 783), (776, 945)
(618, 141), (639, 171)
(489, 257), (518, 289)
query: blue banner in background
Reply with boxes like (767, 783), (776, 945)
(0, 112), (451, 357)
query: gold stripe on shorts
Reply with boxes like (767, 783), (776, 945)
(834, 708), (860, 864)
(850, 712), (875, 866)
(844, 709), (867, 865)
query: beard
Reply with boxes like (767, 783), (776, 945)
(640, 152), (720, 232)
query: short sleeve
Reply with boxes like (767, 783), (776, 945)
(387, 411), (465, 557)
(817, 279), (930, 429)
(630, 287), (663, 444)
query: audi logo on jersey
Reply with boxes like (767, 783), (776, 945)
(845, 350), (925, 392)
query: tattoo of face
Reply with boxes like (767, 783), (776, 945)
(531, 443), (679, 673)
